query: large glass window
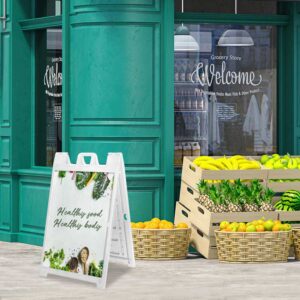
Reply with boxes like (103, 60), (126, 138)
(36, 0), (62, 17)
(175, 0), (278, 15)
(35, 28), (62, 166)
(174, 24), (277, 163)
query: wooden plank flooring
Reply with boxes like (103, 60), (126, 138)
(1, 242), (300, 300)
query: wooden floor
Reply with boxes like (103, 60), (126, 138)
(1, 242), (300, 300)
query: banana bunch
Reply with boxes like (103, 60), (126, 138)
(261, 153), (300, 170)
(193, 155), (261, 171)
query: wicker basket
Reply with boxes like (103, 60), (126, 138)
(132, 228), (191, 260)
(215, 230), (292, 263)
(292, 228), (300, 260)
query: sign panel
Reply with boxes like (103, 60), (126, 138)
(41, 152), (135, 288)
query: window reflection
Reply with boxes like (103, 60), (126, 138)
(174, 24), (277, 161)
(35, 28), (62, 166)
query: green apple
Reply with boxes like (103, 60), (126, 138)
(283, 224), (292, 231)
(272, 154), (280, 161)
(264, 220), (274, 231)
(260, 154), (270, 164)
(265, 159), (274, 169)
(246, 225), (256, 232)
(274, 161), (284, 169)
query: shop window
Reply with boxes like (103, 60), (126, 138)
(174, 24), (277, 157)
(175, 0), (278, 15)
(36, 0), (62, 17)
(35, 28), (62, 166)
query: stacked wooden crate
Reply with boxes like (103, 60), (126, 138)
(175, 157), (278, 259)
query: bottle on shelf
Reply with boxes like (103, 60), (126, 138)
(186, 62), (193, 82)
(179, 60), (186, 82)
(174, 61), (179, 82)
(191, 142), (201, 157)
(174, 90), (179, 109)
(174, 143), (183, 166)
(179, 89), (185, 109)
(191, 91), (198, 110)
(185, 89), (192, 110)
(183, 142), (192, 158)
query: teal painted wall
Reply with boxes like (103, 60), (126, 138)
(0, 0), (174, 245)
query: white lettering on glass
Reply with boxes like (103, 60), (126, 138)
(191, 61), (262, 87)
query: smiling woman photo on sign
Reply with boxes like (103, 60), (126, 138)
(77, 247), (90, 275)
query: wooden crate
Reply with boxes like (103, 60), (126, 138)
(182, 156), (268, 191)
(174, 201), (218, 259)
(250, 156), (300, 193)
(179, 180), (279, 237)
(267, 170), (300, 193)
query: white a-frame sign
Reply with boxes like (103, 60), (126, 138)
(41, 152), (135, 288)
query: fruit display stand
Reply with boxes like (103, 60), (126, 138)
(264, 168), (300, 193)
(174, 201), (218, 259)
(182, 156), (268, 191)
(215, 230), (291, 263)
(251, 155), (300, 192)
(176, 182), (278, 259)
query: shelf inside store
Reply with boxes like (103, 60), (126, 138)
(175, 81), (199, 85)
(175, 137), (208, 141)
(174, 109), (207, 113)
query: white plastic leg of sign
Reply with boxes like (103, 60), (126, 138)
(106, 153), (136, 268)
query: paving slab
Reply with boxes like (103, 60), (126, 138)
(1, 242), (300, 300)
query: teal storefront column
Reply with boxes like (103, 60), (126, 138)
(63, 0), (175, 222)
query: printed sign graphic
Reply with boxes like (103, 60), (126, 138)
(41, 153), (135, 288)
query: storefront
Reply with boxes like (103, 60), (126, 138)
(0, 0), (299, 246)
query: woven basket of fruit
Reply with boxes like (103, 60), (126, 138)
(215, 220), (292, 263)
(131, 218), (191, 260)
(292, 228), (300, 260)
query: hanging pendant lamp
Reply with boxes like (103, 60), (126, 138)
(174, 0), (199, 52)
(218, 0), (254, 47)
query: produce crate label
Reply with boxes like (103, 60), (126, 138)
(41, 153), (135, 288)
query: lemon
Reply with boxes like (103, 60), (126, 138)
(151, 218), (160, 223)
(176, 222), (188, 229)
(145, 222), (159, 229)
(161, 222), (174, 229)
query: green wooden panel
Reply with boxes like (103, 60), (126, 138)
(127, 179), (163, 222)
(0, 33), (10, 128)
(19, 181), (50, 235)
(128, 189), (156, 222)
(0, 136), (10, 167)
(70, 24), (159, 123)
(0, 181), (11, 230)
(69, 137), (160, 171)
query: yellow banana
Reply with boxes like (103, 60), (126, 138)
(199, 162), (220, 170)
(239, 164), (260, 170)
(239, 161), (260, 168)
(193, 156), (213, 163)
(231, 155), (246, 161)
(229, 158), (239, 170)
(222, 159), (233, 170)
